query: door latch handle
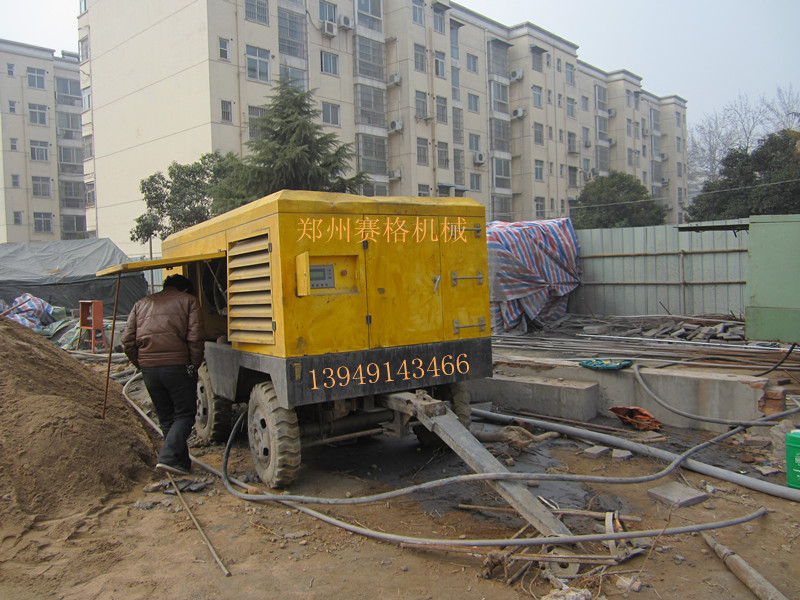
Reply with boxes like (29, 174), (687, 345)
(433, 275), (441, 293)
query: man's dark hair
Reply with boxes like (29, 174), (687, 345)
(163, 274), (193, 295)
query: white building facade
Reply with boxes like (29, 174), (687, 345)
(78, 0), (688, 256)
(0, 39), (88, 243)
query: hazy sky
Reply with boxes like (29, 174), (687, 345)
(1, 0), (797, 125)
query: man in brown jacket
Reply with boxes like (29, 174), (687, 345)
(122, 274), (205, 475)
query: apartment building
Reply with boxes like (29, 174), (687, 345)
(78, 0), (688, 256)
(0, 39), (89, 244)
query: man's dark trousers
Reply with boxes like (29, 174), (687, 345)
(141, 365), (197, 471)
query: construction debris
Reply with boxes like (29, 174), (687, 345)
(647, 482), (710, 507)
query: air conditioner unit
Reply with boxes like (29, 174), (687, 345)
(322, 21), (337, 37)
(389, 119), (403, 133)
(338, 14), (353, 29)
(473, 151), (486, 165)
(582, 170), (592, 182)
(643, 128), (650, 137)
(660, 153), (668, 161)
(510, 68), (524, 82)
(388, 169), (402, 180)
(608, 137), (617, 146)
(607, 108), (617, 117)
(661, 177), (670, 184)
(591, 168), (598, 176)
(583, 139), (592, 148)
(387, 72), (402, 86)
(511, 107), (526, 120)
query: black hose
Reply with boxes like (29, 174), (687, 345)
(755, 343), (797, 377)
(634, 363), (787, 427)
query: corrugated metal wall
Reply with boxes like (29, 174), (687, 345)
(568, 222), (749, 316)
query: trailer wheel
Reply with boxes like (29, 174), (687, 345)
(248, 381), (301, 488)
(195, 364), (232, 443)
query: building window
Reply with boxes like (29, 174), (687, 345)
(357, 0), (382, 32)
(595, 85), (607, 111)
(11, 174), (20, 188)
(565, 62), (575, 85)
(319, 0), (336, 22)
(451, 66), (460, 101)
(534, 122), (544, 145)
(10, 137), (18, 151)
(414, 44), (426, 72)
(279, 9), (306, 59)
(531, 48), (544, 72)
(418, 184), (430, 197)
(490, 81), (508, 114)
(494, 158), (511, 189)
(487, 39), (509, 78)
(34, 212), (53, 233)
(30, 140), (49, 161)
(85, 182), (96, 207)
(60, 181), (85, 206)
(568, 166), (578, 187)
(412, 0), (424, 25)
(547, 90), (552, 105)
(469, 173), (481, 191)
(32, 177), (51, 198)
(61, 214), (87, 236)
(321, 51), (339, 75)
(583, 158), (591, 172)
(450, 22), (460, 59)
(220, 100), (233, 123)
(676, 111), (682, 127)
(567, 131), (577, 153)
(29, 103), (47, 125)
(548, 125), (553, 140)
(245, 0), (268, 24)
(246, 45), (270, 82)
(676, 136), (682, 152)
(434, 51), (446, 78)
(557, 93), (563, 108)
(13, 211), (23, 225)
(435, 96), (447, 123)
(467, 93), (479, 113)
(532, 86), (542, 108)
(677, 162), (683, 178)
(27, 67), (45, 89)
(280, 65), (305, 89)
(357, 134), (387, 174)
(6, 63), (14, 76)
(416, 137), (428, 165)
(355, 84), (386, 126)
(9, 100), (16, 113)
(546, 54), (551, 68)
(219, 38), (230, 60)
(453, 149), (465, 186)
(582, 127), (590, 143)
(581, 95), (589, 111)
(627, 148), (634, 166)
(433, 9), (445, 33)
(468, 133), (480, 152)
(556, 57), (561, 72)
(362, 182), (388, 197)
(56, 112), (81, 138)
(626, 90), (632, 107)
(466, 53), (478, 73)
(492, 195), (512, 221)
(415, 90), (428, 119)
(56, 77), (81, 107)
(79, 36), (90, 62)
(356, 36), (384, 81)
(248, 105), (267, 139)
(627, 119), (632, 137)
(596, 116), (608, 141)
(82, 134), (93, 158)
(59, 146), (84, 174)
(534, 160), (544, 181)
(535, 197), (545, 219)
(452, 107), (463, 144)
(322, 101), (340, 126)
(490, 119), (510, 152)
(82, 87), (91, 110)
(437, 141), (449, 169)
(566, 97), (576, 118)
(650, 108), (661, 131)
(597, 145), (610, 172)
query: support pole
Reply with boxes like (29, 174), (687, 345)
(102, 272), (122, 420)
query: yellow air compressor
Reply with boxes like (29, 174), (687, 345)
(102, 190), (491, 487)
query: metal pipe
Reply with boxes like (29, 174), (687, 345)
(472, 408), (800, 502)
(702, 532), (788, 600)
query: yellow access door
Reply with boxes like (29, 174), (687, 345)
(365, 215), (444, 348)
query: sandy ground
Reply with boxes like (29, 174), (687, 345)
(1, 318), (799, 599)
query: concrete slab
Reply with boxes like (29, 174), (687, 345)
(647, 482), (709, 507)
(612, 449), (633, 462)
(583, 445), (610, 459)
(467, 374), (598, 421)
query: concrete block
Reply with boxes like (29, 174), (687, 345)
(583, 445), (610, 459)
(467, 375), (598, 422)
(647, 482), (709, 507)
(612, 449), (633, 462)
(583, 324), (610, 335)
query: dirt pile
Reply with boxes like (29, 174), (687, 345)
(0, 318), (154, 535)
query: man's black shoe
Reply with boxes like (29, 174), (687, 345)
(156, 462), (191, 476)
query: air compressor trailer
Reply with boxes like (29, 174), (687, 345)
(102, 190), (492, 488)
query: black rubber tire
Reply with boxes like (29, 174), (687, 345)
(247, 381), (301, 488)
(195, 364), (232, 443)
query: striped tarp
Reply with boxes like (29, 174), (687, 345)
(487, 218), (581, 332)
